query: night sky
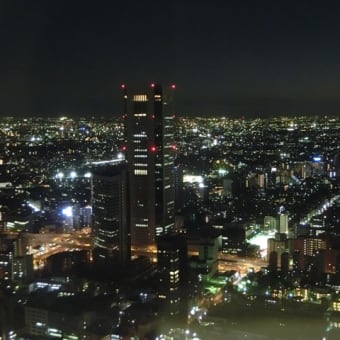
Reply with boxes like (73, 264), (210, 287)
(1, 0), (340, 117)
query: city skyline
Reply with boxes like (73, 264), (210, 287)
(2, 1), (340, 116)
(1, 114), (340, 337)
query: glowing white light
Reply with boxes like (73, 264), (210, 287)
(70, 171), (77, 179)
(62, 206), (73, 217)
(218, 169), (227, 176)
(27, 202), (40, 212)
(183, 175), (203, 183)
(91, 158), (124, 165)
(248, 231), (276, 258)
(117, 152), (124, 159)
(56, 172), (64, 179)
(84, 172), (92, 178)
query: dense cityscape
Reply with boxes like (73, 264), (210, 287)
(0, 86), (340, 340)
(3, 0), (340, 339)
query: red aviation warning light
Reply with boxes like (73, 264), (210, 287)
(150, 83), (155, 88)
(171, 84), (176, 89)
(150, 145), (157, 153)
(122, 145), (127, 151)
(171, 144), (177, 151)
(121, 84), (126, 89)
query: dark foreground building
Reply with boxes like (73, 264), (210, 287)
(91, 161), (130, 266)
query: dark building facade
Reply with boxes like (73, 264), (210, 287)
(91, 162), (130, 265)
(157, 234), (188, 318)
(122, 83), (176, 248)
(174, 158), (184, 212)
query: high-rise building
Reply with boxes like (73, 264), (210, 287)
(91, 161), (130, 265)
(279, 213), (289, 234)
(174, 158), (183, 211)
(11, 254), (34, 281)
(335, 154), (340, 178)
(122, 83), (176, 248)
(264, 215), (278, 231)
(294, 236), (327, 257)
(267, 233), (289, 268)
(157, 234), (187, 318)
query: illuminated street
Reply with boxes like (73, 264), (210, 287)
(218, 253), (267, 276)
(24, 229), (93, 269)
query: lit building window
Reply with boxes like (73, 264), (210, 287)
(134, 169), (148, 175)
(136, 223), (148, 228)
(133, 95), (148, 102)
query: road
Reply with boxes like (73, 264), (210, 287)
(26, 230), (92, 269)
(218, 253), (267, 276)
(27, 230), (269, 272)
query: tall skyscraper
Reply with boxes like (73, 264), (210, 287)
(157, 234), (188, 318)
(335, 154), (340, 178)
(174, 158), (184, 212)
(122, 83), (176, 248)
(91, 161), (130, 265)
(279, 212), (289, 234)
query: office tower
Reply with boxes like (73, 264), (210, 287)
(174, 158), (183, 211)
(80, 205), (92, 228)
(11, 254), (34, 281)
(267, 234), (288, 268)
(279, 212), (289, 234)
(91, 162), (130, 265)
(294, 236), (327, 257)
(335, 154), (340, 178)
(293, 250), (303, 272)
(0, 252), (12, 280)
(157, 234), (187, 318)
(264, 215), (278, 231)
(223, 177), (233, 198)
(0, 210), (5, 232)
(268, 251), (278, 272)
(122, 83), (176, 248)
(281, 252), (289, 274)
